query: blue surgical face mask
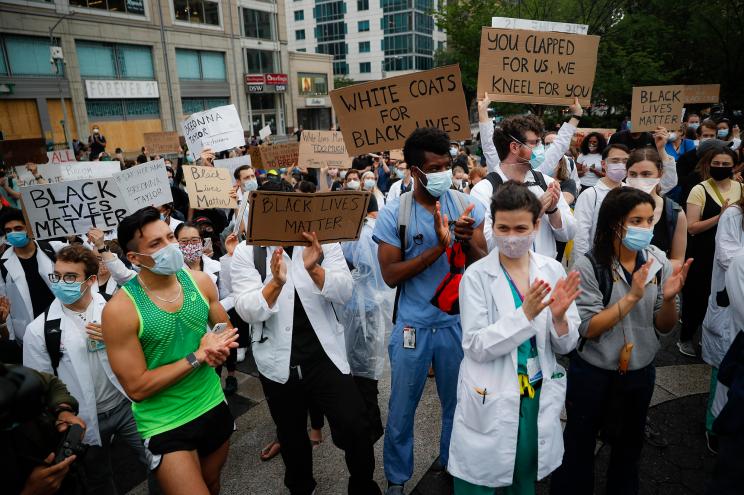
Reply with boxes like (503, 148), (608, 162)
(6, 231), (29, 248)
(529, 144), (546, 170)
(135, 242), (184, 275)
(51, 276), (92, 305)
(395, 168), (405, 179)
(688, 122), (700, 130)
(242, 179), (258, 192)
(622, 225), (654, 252)
(449, 147), (458, 157)
(168, 178), (175, 187)
(717, 129), (729, 139)
(667, 132), (678, 142)
(363, 179), (376, 190)
(160, 214), (167, 222)
(416, 168), (453, 198)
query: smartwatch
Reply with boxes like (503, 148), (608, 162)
(186, 352), (201, 369)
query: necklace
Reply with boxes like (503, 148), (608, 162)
(137, 275), (183, 304)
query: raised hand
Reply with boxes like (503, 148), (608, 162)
(522, 279), (553, 321)
(568, 97), (583, 117)
(477, 92), (493, 122)
(269, 247), (287, 285)
(433, 201), (451, 249)
(549, 271), (581, 321)
(87, 228), (105, 250)
(663, 258), (693, 302)
(224, 233), (238, 257)
(453, 203), (476, 241)
(629, 258), (654, 301)
(301, 232), (323, 271)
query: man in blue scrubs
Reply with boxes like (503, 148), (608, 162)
(373, 128), (488, 494)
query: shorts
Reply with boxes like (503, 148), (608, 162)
(143, 401), (235, 470)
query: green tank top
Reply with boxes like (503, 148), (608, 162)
(122, 269), (225, 439)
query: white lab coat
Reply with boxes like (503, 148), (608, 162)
(702, 206), (744, 367)
(22, 294), (127, 446)
(0, 241), (65, 341)
(386, 177), (414, 203)
(470, 166), (577, 258)
(447, 249), (580, 487)
(571, 180), (615, 260)
(231, 242), (353, 384)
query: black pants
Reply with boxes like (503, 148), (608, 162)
(551, 355), (655, 495)
(708, 430), (744, 494)
(259, 355), (381, 495)
(354, 376), (383, 445)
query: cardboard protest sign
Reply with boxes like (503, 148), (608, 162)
(21, 179), (128, 240)
(183, 165), (237, 209)
(112, 159), (173, 212)
(246, 191), (370, 246)
(631, 85), (685, 132)
(572, 128), (615, 148)
(683, 84), (720, 104)
(298, 131), (353, 169)
(259, 125), (272, 140)
(248, 146), (263, 168)
(330, 65), (469, 155)
(182, 105), (245, 160)
(260, 142), (300, 169)
(46, 149), (76, 164)
(389, 149), (404, 161)
(477, 27), (599, 106)
(215, 155), (252, 180)
(14, 161), (120, 187)
(144, 132), (182, 155)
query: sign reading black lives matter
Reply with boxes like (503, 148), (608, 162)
(631, 85), (685, 133)
(246, 191), (371, 246)
(329, 65), (469, 155)
(477, 27), (599, 106)
(181, 104), (245, 161)
(22, 179), (128, 240)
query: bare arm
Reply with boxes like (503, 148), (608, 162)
(687, 202), (724, 235)
(191, 270), (234, 329)
(669, 210), (688, 267)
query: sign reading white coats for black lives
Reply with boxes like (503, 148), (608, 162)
(477, 27), (600, 106)
(181, 104), (245, 161)
(21, 179), (128, 240)
(112, 159), (173, 213)
(329, 65), (470, 155)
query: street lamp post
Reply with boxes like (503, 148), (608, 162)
(50, 13), (75, 153)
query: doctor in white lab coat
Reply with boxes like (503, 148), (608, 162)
(447, 182), (580, 492)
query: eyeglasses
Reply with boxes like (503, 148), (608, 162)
(49, 273), (84, 284)
(178, 239), (202, 246)
(509, 134), (541, 149)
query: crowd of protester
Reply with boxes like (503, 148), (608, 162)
(1, 95), (743, 495)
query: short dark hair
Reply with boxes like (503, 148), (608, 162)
(0, 208), (25, 231)
(698, 118), (718, 135)
(117, 206), (162, 253)
(174, 221), (200, 239)
(602, 143), (630, 160)
(490, 181), (542, 223)
(403, 128), (451, 170)
(580, 132), (608, 156)
(136, 154), (148, 164)
(297, 180), (316, 193)
(345, 169), (361, 181)
(626, 148), (662, 172)
(56, 245), (99, 278)
(493, 115), (544, 161)
(593, 187), (655, 267)
(233, 165), (253, 181)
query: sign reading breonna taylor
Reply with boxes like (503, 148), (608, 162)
(181, 104), (245, 160)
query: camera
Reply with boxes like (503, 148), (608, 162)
(54, 423), (86, 464)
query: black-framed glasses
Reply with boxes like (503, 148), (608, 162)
(49, 273), (83, 284)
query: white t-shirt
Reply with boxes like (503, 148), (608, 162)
(577, 153), (603, 187)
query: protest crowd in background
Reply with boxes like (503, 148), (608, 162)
(3, 21), (744, 495)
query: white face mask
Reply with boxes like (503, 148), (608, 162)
(346, 179), (360, 190)
(493, 232), (536, 259)
(626, 177), (660, 195)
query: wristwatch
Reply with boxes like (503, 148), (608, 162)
(98, 244), (110, 253)
(185, 352), (201, 369)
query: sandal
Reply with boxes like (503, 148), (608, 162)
(259, 440), (281, 461)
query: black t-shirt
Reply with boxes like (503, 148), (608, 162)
(608, 130), (655, 151)
(18, 250), (54, 318)
(284, 246), (325, 366)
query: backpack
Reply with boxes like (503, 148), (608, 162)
(663, 197), (681, 245)
(485, 170), (548, 193)
(392, 189), (469, 323)
(44, 291), (112, 376)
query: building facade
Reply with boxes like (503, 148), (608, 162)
(0, 0), (335, 156)
(286, 0), (446, 82)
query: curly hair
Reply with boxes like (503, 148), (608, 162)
(579, 132), (608, 156)
(493, 115), (544, 161)
(403, 127), (451, 170)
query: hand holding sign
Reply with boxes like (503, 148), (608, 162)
(653, 127), (669, 150)
(301, 232), (323, 270)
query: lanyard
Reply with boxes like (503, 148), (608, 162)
(501, 265), (537, 349)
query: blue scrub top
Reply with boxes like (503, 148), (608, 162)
(664, 138), (695, 161)
(372, 190), (485, 328)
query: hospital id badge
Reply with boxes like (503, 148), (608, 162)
(526, 356), (543, 384)
(87, 338), (106, 353)
(403, 327), (416, 349)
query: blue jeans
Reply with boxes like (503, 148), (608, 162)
(550, 355), (655, 495)
(383, 324), (463, 485)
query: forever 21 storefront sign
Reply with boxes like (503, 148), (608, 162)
(85, 80), (159, 99)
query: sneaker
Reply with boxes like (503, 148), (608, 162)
(705, 431), (719, 455)
(644, 419), (668, 448)
(677, 341), (696, 357)
(237, 347), (247, 363)
(224, 375), (238, 396)
(385, 483), (404, 495)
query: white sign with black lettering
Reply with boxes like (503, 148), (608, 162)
(112, 159), (173, 212)
(214, 155), (252, 181)
(181, 104), (245, 160)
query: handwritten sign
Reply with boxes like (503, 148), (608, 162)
(492, 17), (589, 35)
(260, 142), (300, 169)
(144, 132), (182, 155)
(248, 146), (263, 168)
(46, 149), (76, 164)
(183, 165), (236, 209)
(683, 84), (720, 104)
(246, 191), (370, 246)
(389, 149), (404, 161)
(572, 128), (615, 148)
(181, 105), (245, 160)
(631, 85), (685, 132)
(112, 159), (173, 212)
(14, 161), (120, 187)
(214, 155), (252, 180)
(298, 131), (353, 169)
(330, 65), (469, 155)
(21, 179), (128, 240)
(259, 125), (272, 140)
(477, 27), (599, 106)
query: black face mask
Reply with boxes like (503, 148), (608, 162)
(710, 166), (733, 181)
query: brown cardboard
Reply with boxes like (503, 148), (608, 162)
(631, 85), (685, 132)
(259, 142), (300, 169)
(248, 146), (263, 168)
(572, 128), (615, 148)
(477, 27), (599, 106)
(683, 84), (720, 104)
(330, 65), (469, 155)
(183, 165), (237, 209)
(389, 149), (404, 161)
(246, 190), (370, 246)
(144, 132), (182, 155)
(298, 130), (354, 169)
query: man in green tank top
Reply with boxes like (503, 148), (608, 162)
(103, 207), (239, 495)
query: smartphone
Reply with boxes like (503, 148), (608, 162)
(203, 238), (213, 251)
(212, 322), (229, 334)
